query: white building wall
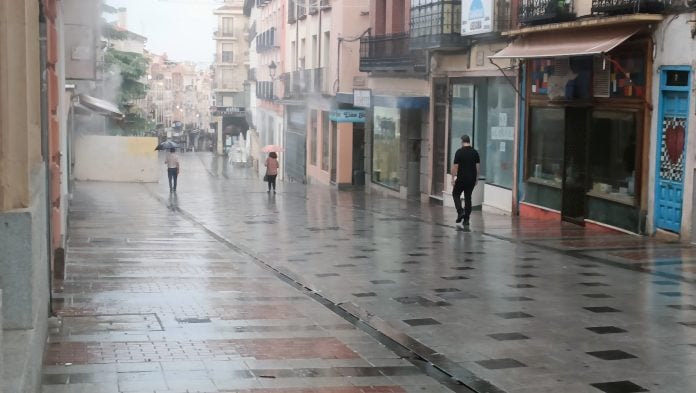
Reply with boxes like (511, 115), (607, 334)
(649, 16), (696, 241)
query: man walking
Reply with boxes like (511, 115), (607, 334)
(165, 148), (180, 192)
(451, 135), (480, 225)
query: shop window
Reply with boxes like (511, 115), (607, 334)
(528, 57), (593, 100)
(609, 51), (646, 98)
(588, 110), (637, 205)
(322, 111), (330, 171)
(527, 107), (564, 188)
(372, 107), (400, 189)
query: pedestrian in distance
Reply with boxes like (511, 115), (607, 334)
(165, 147), (180, 193)
(451, 135), (480, 226)
(264, 152), (279, 193)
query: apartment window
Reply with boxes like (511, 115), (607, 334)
(222, 44), (234, 63)
(221, 69), (236, 88)
(312, 35), (318, 68)
(222, 17), (234, 36)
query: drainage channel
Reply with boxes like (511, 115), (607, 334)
(146, 188), (506, 393)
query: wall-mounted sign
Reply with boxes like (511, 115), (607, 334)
(353, 88), (372, 108)
(330, 109), (366, 123)
(461, 0), (493, 36)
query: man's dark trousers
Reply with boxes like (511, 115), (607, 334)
(168, 168), (178, 191)
(453, 181), (475, 220)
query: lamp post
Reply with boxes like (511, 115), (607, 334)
(268, 60), (277, 81)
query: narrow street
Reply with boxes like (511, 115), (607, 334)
(43, 153), (696, 393)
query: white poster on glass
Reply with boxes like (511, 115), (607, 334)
(461, 0), (493, 36)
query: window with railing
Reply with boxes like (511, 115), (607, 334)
(309, 0), (319, 14)
(518, 0), (575, 25)
(591, 0), (665, 14)
(288, 0), (297, 23)
(256, 27), (276, 52)
(359, 32), (427, 72)
(256, 81), (274, 100)
(297, 0), (308, 18)
(320, 0), (331, 7)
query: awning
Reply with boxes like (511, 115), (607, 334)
(490, 25), (641, 59)
(77, 94), (124, 119)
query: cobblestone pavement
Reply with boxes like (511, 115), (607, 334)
(44, 152), (696, 393)
(42, 178), (461, 393)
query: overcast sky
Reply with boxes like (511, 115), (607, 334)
(104, 0), (221, 63)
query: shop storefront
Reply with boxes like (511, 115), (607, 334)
(431, 74), (517, 213)
(367, 95), (428, 198)
(494, 25), (653, 233)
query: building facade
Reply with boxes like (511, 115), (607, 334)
(213, 0), (250, 155)
(357, 0), (430, 199)
(247, 0), (287, 178)
(286, 0), (370, 187)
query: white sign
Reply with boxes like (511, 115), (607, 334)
(353, 88), (372, 108)
(461, 0), (493, 36)
(491, 126), (514, 141)
(499, 113), (508, 127)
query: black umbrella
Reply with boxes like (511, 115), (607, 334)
(155, 140), (180, 151)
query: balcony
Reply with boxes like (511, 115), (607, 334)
(256, 27), (276, 52)
(256, 81), (275, 100)
(213, 31), (236, 39)
(298, 1), (308, 19)
(410, 0), (469, 50)
(518, 0), (576, 25)
(591, 0), (664, 14)
(309, 0), (319, 14)
(360, 33), (427, 73)
(283, 69), (328, 97)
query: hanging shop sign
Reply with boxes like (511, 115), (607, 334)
(461, 0), (493, 36)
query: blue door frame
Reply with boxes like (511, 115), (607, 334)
(654, 66), (692, 234)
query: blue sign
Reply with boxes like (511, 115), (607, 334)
(330, 109), (366, 123)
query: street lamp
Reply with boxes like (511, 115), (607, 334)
(268, 60), (277, 81)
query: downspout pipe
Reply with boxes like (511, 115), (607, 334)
(39, 0), (54, 314)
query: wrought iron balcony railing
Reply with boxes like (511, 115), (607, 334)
(410, 0), (469, 50)
(591, 0), (665, 14)
(359, 32), (427, 73)
(518, 0), (576, 25)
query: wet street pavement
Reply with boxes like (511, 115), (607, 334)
(43, 153), (696, 393)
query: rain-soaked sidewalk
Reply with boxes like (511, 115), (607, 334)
(44, 153), (696, 393)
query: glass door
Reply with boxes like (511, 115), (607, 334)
(431, 79), (448, 197)
(561, 107), (590, 224)
(449, 83), (475, 167)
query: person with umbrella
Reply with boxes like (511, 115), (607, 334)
(264, 152), (279, 193)
(165, 147), (180, 193)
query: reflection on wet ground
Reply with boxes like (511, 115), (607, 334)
(43, 153), (696, 393)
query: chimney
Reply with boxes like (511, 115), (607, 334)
(117, 7), (128, 30)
